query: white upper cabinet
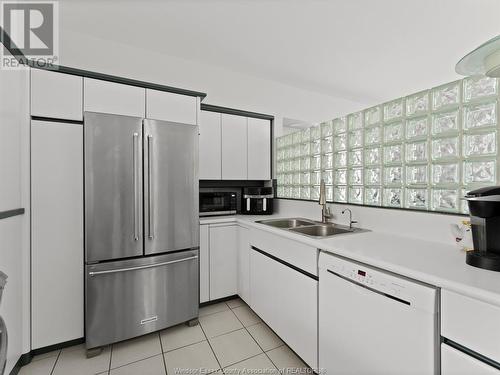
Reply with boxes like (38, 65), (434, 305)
(222, 114), (248, 180)
(31, 69), (83, 120)
(247, 118), (271, 180)
(146, 89), (198, 125)
(199, 111), (222, 179)
(84, 78), (145, 117)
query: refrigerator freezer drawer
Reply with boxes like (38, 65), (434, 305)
(85, 250), (199, 349)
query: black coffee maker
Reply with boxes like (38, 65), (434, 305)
(465, 186), (500, 271)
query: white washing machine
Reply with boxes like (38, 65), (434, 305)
(0, 271), (7, 375)
(319, 252), (439, 375)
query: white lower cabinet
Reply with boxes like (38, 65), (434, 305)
(31, 120), (84, 349)
(199, 223), (249, 303)
(237, 226), (250, 303)
(442, 344), (500, 375)
(249, 248), (318, 369)
(199, 225), (210, 303)
(208, 223), (239, 300)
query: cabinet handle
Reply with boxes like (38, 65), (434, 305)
(133, 132), (139, 241)
(89, 255), (199, 276)
(148, 134), (154, 239)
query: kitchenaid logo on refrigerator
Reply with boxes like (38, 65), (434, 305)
(0, 1), (59, 69)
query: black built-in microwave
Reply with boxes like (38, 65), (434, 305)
(199, 188), (241, 216)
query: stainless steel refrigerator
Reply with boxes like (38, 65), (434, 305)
(84, 112), (199, 350)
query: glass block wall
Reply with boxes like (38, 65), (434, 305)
(276, 76), (499, 214)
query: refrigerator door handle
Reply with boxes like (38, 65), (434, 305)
(133, 132), (139, 241)
(88, 255), (198, 277)
(147, 134), (154, 239)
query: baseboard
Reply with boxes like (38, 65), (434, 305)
(199, 294), (238, 307)
(9, 337), (85, 375)
(9, 296), (239, 374)
(8, 352), (31, 375)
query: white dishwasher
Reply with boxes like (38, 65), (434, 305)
(319, 252), (439, 375)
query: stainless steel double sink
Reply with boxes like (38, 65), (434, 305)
(256, 217), (367, 238)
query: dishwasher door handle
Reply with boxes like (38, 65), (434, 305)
(89, 255), (198, 277)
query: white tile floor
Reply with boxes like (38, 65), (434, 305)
(20, 298), (310, 375)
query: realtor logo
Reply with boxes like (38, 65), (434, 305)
(1, 1), (59, 69)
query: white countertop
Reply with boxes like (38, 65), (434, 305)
(200, 214), (500, 307)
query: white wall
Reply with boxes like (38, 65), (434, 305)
(58, 31), (367, 125)
(0, 67), (30, 374)
(275, 199), (464, 245)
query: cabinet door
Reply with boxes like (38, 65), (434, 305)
(31, 120), (84, 349)
(84, 78), (145, 117)
(250, 248), (317, 369)
(31, 69), (83, 120)
(209, 224), (238, 300)
(221, 114), (247, 180)
(199, 225), (210, 303)
(237, 226), (250, 303)
(247, 118), (271, 180)
(146, 89), (198, 125)
(199, 111), (222, 179)
(442, 344), (500, 375)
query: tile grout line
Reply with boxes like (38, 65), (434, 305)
(109, 352), (165, 372)
(108, 344), (113, 374)
(158, 332), (169, 375)
(198, 315), (225, 373)
(228, 302), (285, 373)
(49, 349), (62, 375)
(163, 338), (207, 354)
(227, 303), (280, 372)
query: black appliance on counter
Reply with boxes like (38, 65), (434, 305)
(242, 187), (274, 215)
(199, 188), (241, 216)
(465, 186), (500, 271)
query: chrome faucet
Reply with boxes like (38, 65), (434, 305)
(341, 208), (357, 229)
(319, 180), (332, 223)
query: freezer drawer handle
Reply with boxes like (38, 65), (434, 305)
(133, 132), (140, 241)
(88, 255), (198, 277)
(147, 134), (154, 239)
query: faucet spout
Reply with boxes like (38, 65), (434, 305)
(319, 179), (332, 223)
(341, 208), (357, 229)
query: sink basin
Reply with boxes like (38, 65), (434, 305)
(256, 218), (315, 229)
(256, 217), (368, 238)
(289, 224), (354, 237)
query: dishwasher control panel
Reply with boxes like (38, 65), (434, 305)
(319, 252), (438, 311)
(327, 256), (405, 297)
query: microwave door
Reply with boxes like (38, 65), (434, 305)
(144, 119), (199, 255)
(84, 112), (144, 263)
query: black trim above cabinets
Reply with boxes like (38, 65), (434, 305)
(251, 246), (318, 281)
(31, 116), (84, 125)
(33, 64), (207, 99)
(0, 208), (24, 220)
(200, 180), (266, 188)
(201, 104), (274, 121)
(0, 26), (206, 100)
(442, 338), (500, 371)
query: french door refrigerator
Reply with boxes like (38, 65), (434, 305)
(84, 112), (199, 350)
